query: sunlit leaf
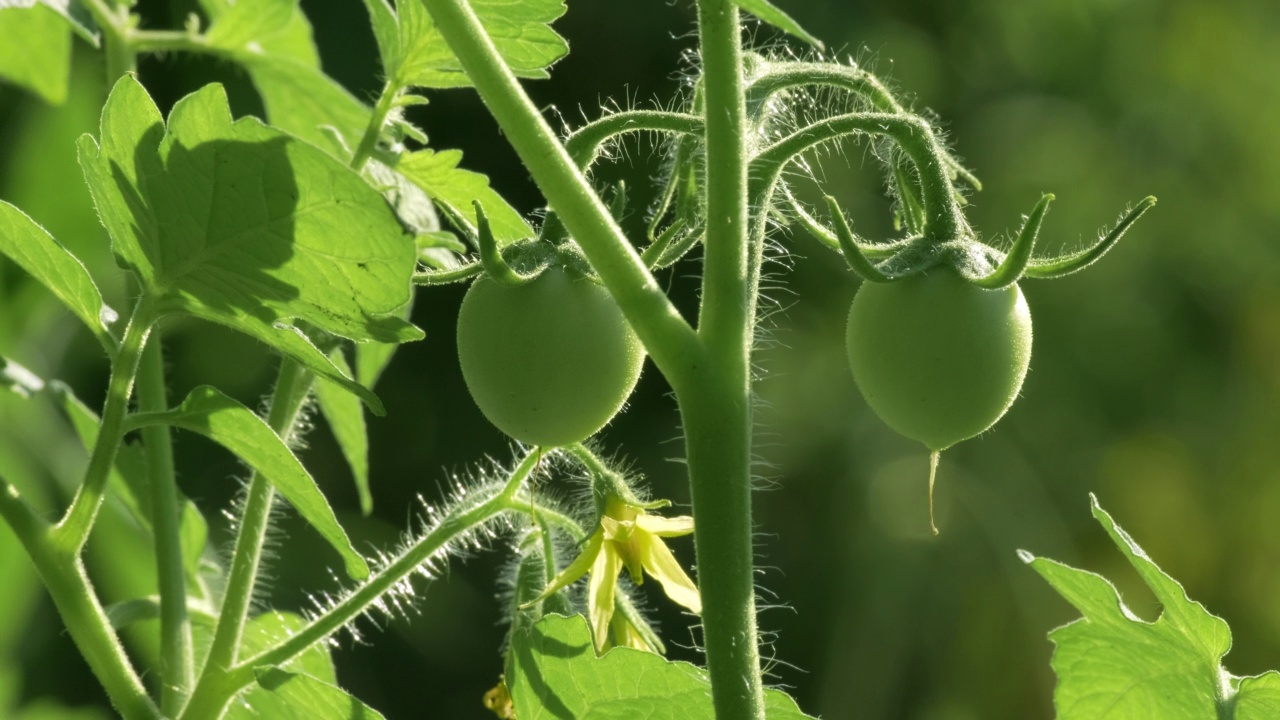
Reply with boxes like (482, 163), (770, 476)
(395, 149), (532, 245)
(508, 614), (814, 719)
(732, 0), (821, 48)
(0, 5), (70, 104)
(0, 202), (116, 350)
(378, 0), (567, 89)
(132, 385), (369, 579)
(228, 611), (386, 720)
(0, 0), (97, 43)
(77, 77), (422, 411)
(1022, 495), (1280, 719)
(314, 347), (372, 515)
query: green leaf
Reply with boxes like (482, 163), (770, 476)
(200, 0), (319, 66)
(203, 0), (296, 52)
(0, 5), (70, 104)
(0, 201), (116, 350)
(133, 385), (369, 579)
(234, 670), (387, 720)
(508, 614), (814, 720)
(1022, 495), (1280, 719)
(386, 0), (567, 89)
(394, 149), (532, 246)
(314, 348), (372, 515)
(77, 77), (422, 411)
(0, 0), (98, 44)
(240, 611), (336, 683)
(228, 611), (386, 720)
(732, 0), (822, 49)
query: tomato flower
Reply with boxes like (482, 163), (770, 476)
(531, 497), (701, 653)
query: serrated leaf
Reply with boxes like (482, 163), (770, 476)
(314, 348), (372, 515)
(508, 614), (814, 720)
(732, 0), (821, 48)
(228, 611), (386, 720)
(360, 0), (399, 76)
(0, 201), (116, 350)
(389, 0), (567, 89)
(77, 77), (422, 411)
(136, 385), (369, 579)
(395, 149), (532, 245)
(0, 5), (70, 104)
(1022, 495), (1280, 718)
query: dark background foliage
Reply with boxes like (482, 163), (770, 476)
(2, 0), (1279, 717)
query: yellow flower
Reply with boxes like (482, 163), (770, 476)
(531, 496), (701, 653)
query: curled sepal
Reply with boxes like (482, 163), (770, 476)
(1024, 196), (1157, 280)
(475, 201), (532, 286)
(973, 193), (1055, 289)
(824, 196), (893, 283)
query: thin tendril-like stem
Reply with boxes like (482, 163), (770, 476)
(929, 450), (941, 536)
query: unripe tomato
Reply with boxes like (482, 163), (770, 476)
(457, 266), (645, 447)
(846, 268), (1032, 451)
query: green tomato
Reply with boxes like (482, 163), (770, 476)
(457, 266), (645, 447)
(846, 268), (1033, 451)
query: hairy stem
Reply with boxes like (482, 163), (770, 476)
(180, 450), (543, 720)
(564, 110), (704, 170)
(0, 481), (160, 719)
(419, 0), (703, 388)
(136, 335), (193, 714)
(53, 299), (155, 555)
(199, 358), (312, 679)
(686, 2), (766, 718)
(754, 112), (964, 241)
(350, 79), (403, 172)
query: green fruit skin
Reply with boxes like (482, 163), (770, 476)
(846, 269), (1033, 451)
(457, 266), (645, 447)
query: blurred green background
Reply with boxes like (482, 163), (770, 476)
(2, 0), (1279, 717)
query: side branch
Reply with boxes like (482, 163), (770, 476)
(753, 112), (964, 241)
(565, 110), (704, 171)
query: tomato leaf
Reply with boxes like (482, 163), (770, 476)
(0, 4), (71, 104)
(0, 202), (116, 351)
(228, 611), (387, 720)
(366, 0), (566, 89)
(314, 347), (373, 515)
(1022, 495), (1280, 719)
(394, 149), (532, 246)
(77, 77), (422, 412)
(732, 0), (822, 48)
(508, 614), (814, 719)
(135, 385), (369, 580)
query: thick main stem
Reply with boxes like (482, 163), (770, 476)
(136, 336), (194, 714)
(686, 3), (765, 718)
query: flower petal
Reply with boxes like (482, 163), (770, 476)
(587, 542), (623, 654)
(635, 513), (694, 537)
(639, 533), (702, 614)
(520, 531), (602, 609)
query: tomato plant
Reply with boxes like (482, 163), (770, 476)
(457, 264), (645, 447)
(0, 0), (1173, 718)
(846, 268), (1032, 452)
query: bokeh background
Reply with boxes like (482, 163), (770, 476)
(2, 0), (1279, 717)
